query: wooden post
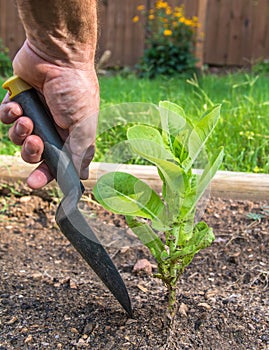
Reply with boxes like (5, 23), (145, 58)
(195, 0), (208, 69)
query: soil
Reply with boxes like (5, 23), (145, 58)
(0, 181), (268, 350)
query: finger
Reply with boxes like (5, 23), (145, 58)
(27, 161), (54, 189)
(8, 117), (34, 145)
(21, 135), (44, 164)
(0, 97), (23, 124)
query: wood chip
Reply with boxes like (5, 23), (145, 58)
(19, 196), (32, 203)
(71, 327), (79, 334)
(206, 289), (219, 299)
(137, 283), (148, 293)
(24, 334), (33, 344)
(179, 302), (188, 317)
(69, 279), (78, 289)
(31, 272), (43, 280)
(6, 316), (18, 325)
(198, 302), (212, 310)
(120, 246), (130, 254)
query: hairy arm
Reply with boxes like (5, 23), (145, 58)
(0, 1), (99, 189)
(15, 0), (97, 66)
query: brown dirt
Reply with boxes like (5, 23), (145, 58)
(0, 181), (268, 350)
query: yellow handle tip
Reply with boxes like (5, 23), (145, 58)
(2, 75), (32, 99)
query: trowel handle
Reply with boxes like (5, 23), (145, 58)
(2, 75), (84, 197)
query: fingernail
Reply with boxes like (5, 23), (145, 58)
(8, 107), (22, 118)
(16, 122), (27, 136)
(25, 140), (38, 156)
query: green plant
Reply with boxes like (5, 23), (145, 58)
(93, 101), (223, 318)
(0, 39), (12, 77)
(134, 2), (197, 78)
(252, 59), (269, 75)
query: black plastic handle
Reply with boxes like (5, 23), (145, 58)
(4, 80), (84, 198)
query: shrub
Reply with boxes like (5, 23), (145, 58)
(134, 2), (198, 78)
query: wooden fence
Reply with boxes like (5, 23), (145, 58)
(1, 0), (269, 67)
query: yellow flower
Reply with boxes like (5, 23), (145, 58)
(163, 29), (172, 36)
(253, 166), (263, 173)
(148, 14), (155, 20)
(132, 15), (139, 23)
(174, 6), (183, 17)
(166, 6), (172, 15)
(156, 1), (168, 9)
(137, 5), (145, 11)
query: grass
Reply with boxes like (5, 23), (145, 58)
(1, 72), (269, 173)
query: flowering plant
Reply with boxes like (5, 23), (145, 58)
(134, 1), (198, 77)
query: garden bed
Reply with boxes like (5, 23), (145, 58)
(0, 176), (268, 349)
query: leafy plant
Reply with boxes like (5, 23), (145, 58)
(252, 59), (269, 75)
(93, 101), (223, 318)
(0, 39), (12, 77)
(133, 2), (198, 78)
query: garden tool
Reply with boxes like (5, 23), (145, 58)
(2, 76), (132, 317)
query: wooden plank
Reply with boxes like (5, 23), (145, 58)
(0, 0), (7, 45)
(204, 0), (221, 64)
(264, 0), (269, 57)
(250, 0), (269, 62)
(183, 0), (198, 18)
(1, 156), (269, 201)
(216, 0), (232, 65)
(241, 0), (253, 65)
(226, 0), (244, 65)
(195, 0), (208, 68)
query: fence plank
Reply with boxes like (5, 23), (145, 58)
(195, 0), (208, 68)
(226, 1), (244, 65)
(250, 0), (269, 63)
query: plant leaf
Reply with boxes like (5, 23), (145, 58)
(127, 124), (174, 160)
(127, 124), (186, 219)
(93, 172), (164, 222)
(126, 216), (165, 261)
(159, 101), (193, 160)
(188, 105), (221, 167)
(159, 101), (187, 137)
(196, 147), (224, 203)
(126, 125), (184, 194)
(172, 222), (215, 267)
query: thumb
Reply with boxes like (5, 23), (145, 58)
(67, 112), (98, 179)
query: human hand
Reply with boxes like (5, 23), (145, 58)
(0, 40), (100, 189)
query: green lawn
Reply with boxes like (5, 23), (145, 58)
(1, 72), (269, 173)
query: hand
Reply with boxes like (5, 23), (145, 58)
(0, 40), (100, 189)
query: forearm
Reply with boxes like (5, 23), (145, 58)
(15, 0), (97, 66)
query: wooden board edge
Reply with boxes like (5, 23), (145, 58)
(0, 156), (268, 201)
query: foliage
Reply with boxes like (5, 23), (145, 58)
(133, 2), (198, 78)
(93, 101), (223, 317)
(0, 39), (12, 78)
(252, 59), (269, 75)
(96, 72), (269, 174)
